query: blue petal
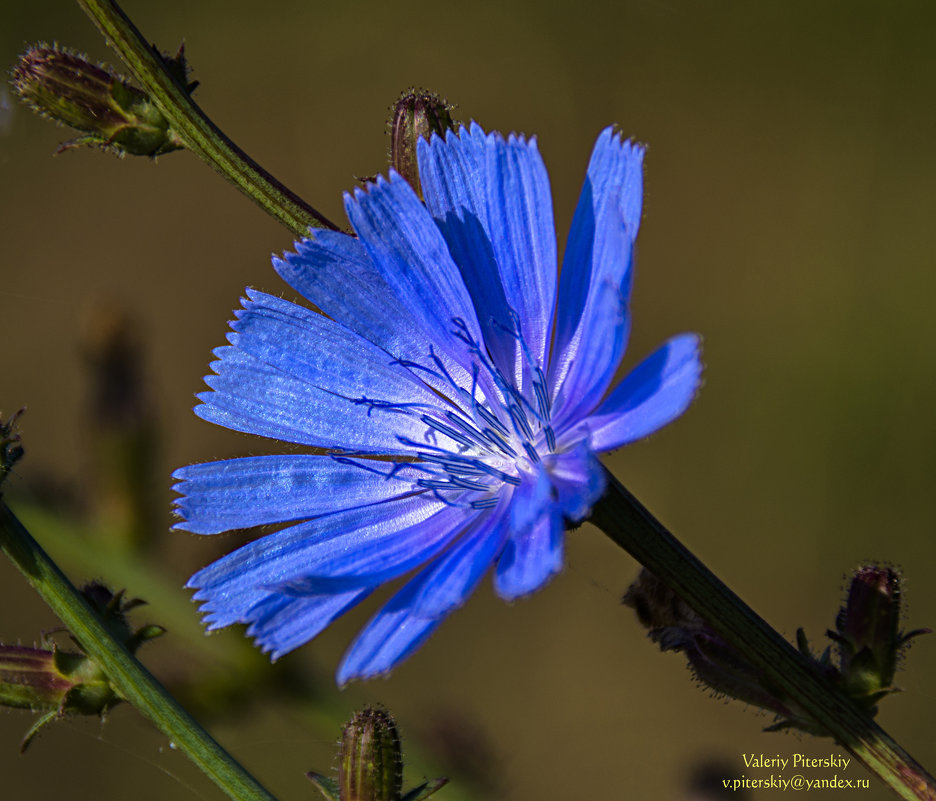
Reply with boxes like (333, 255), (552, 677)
(495, 501), (564, 601)
(583, 333), (703, 451)
(245, 589), (371, 660)
(276, 501), (479, 593)
(336, 569), (444, 685)
(187, 495), (450, 608)
(172, 455), (423, 534)
(334, 503), (512, 684)
(550, 129), (644, 423)
(482, 132), (557, 381)
(195, 346), (433, 454)
(274, 233), (472, 402)
(419, 124), (557, 392)
(489, 468), (564, 600)
(409, 500), (510, 618)
(233, 290), (445, 410)
(189, 496), (478, 619)
(343, 173), (490, 391)
(542, 442), (606, 522)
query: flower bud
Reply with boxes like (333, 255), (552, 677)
(829, 565), (930, 708)
(0, 646), (91, 713)
(0, 641), (124, 752)
(308, 707), (447, 801)
(389, 90), (456, 199)
(10, 44), (186, 157)
(340, 707), (403, 801)
(0, 582), (164, 751)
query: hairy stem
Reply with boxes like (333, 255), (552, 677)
(592, 469), (936, 801)
(77, 0), (341, 236)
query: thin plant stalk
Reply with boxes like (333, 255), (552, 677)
(76, 0), (341, 237)
(0, 501), (280, 801)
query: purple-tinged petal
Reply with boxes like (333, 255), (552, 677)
(550, 129), (644, 422)
(274, 233), (470, 403)
(334, 502), (510, 685)
(172, 455), (423, 534)
(482, 132), (557, 381)
(509, 466), (552, 534)
(583, 333), (703, 452)
(418, 124), (515, 382)
(483, 467), (565, 600)
(274, 233), (425, 356)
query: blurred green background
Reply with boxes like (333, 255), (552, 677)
(3, 1), (936, 799)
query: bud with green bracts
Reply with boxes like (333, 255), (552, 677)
(829, 565), (931, 712)
(10, 44), (194, 157)
(0, 583), (164, 751)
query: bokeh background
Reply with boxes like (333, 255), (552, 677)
(3, 1), (936, 799)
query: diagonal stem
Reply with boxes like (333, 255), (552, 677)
(76, 0), (341, 237)
(0, 500), (280, 801)
(591, 468), (936, 801)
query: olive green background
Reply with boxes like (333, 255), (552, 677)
(3, 2), (936, 800)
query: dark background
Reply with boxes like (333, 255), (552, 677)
(3, 2), (936, 799)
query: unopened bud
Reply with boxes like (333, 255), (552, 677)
(308, 707), (447, 801)
(0, 643), (118, 752)
(389, 90), (456, 198)
(10, 44), (187, 157)
(0, 582), (164, 751)
(341, 707), (402, 801)
(829, 565), (929, 708)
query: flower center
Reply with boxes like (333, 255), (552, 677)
(389, 316), (557, 508)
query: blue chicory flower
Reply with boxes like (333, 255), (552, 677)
(173, 123), (703, 684)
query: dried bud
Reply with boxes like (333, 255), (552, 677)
(623, 569), (809, 726)
(10, 44), (187, 157)
(389, 90), (456, 198)
(829, 565), (930, 709)
(308, 707), (447, 801)
(0, 582), (164, 751)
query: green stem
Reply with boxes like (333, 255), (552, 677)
(76, 0), (340, 237)
(592, 469), (936, 801)
(0, 501), (280, 801)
